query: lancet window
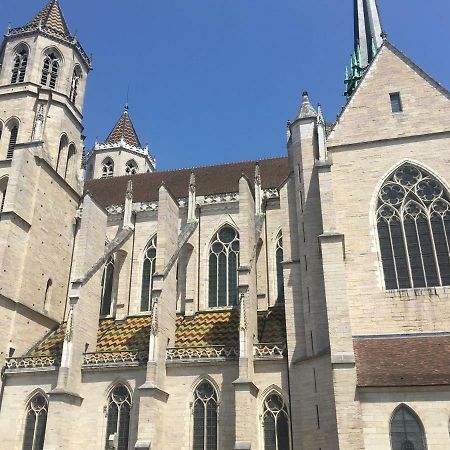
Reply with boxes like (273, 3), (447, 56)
(390, 405), (427, 450)
(69, 66), (81, 103)
(262, 392), (291, 450)
(105, 385), (132, 450)
(0, 177), (7, 214)
(125, 160), (138, 175)
(102, 158), (114, 178)
(11, 46), (28, 84)
(22, 393), (48, 450)
(6, 123), (19, 159)
(192, 381), (218, 450)
(377, 164), (450, 290)
(41, 52), (60, 89)
(100, 256), (115, 317)
(275, 232), (285, 303)
(141, 235), (157, 311)
(208, 226), (240, 307)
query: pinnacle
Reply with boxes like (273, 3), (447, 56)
(296, 91), (317, 120)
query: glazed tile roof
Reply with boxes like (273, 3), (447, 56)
(27, 307), (286, 357)
(25, 0), (71, 38)
(85, 156), (289, 208)
(354, 335), (450, 387)
(104, 109), (142, 148)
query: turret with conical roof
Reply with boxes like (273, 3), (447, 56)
(86, 106), (156, 180)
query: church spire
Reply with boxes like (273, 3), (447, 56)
(25, 0), (71, 38)
(105, 106), (142, 148)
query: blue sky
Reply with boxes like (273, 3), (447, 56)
(3, 0), (450, 170)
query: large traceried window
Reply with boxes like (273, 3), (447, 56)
(141, 235), (157, 312)
(100, 256), (115, 317)
(11, 46), (28, 84)
(102, 158), (114, 178)
(377, 164), (450, 290)
(390, 405), (427, 450)
(125, 160), (138, 175)
(275, 232), (285, 303)
(105, 385), (132, 450)
(22, 393), (48, 450)
(41, 52), (60, 89)
(69, 66), (82, 104)
(208, 226), (240, 307)
(192, 381), (218, 450)
(262, 392), (290, 450)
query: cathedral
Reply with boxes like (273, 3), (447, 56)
(0, 0), (449, 449)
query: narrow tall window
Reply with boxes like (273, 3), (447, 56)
(41, 52), (60, 89)
(100, 256), (115, 317)
(262, 392), (291, 450)
(275, 232), (285, 303)
(7, 124), (19, 159)
(22, 393), (48, 450)
(377, 164), (450, 289)
(102, 159), (114, 178)
(125, 160), (138, 175)
(105, 385), (132, 450)
(11, 46), (28, 84)
(208, 226), (240, 307)
(56, 135), (68, 173)
(0, 177), (7, 214)
(65, 144), (76, 180)
(69, 66), (81, 103)
(141, 235), (157, 311)
(43, 279), (52, 312)
(390, 405), (427, 450)
(192, 381), (218, 450)
(390, 92), (403, 113)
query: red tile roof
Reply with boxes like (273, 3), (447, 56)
(105, 109), (142, 148)
(85, 156), (289, 207)
(26, 0), (71, 37)
(354, 335), (450, 387)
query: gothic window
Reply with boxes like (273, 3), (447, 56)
(141, 235), (157, 312)
(125, 160), (138, 175)
(11, 46), (28, 84)
(6, 123), (19, 159)
(102, 158), (114, 178)
(100, 256), (115, 317)
(22, 393), (48, 450)
(192, 381), (218, 450)
(56, 135), (68, 173)
(275, 232), (285, 303)
(0, 177), (7, 214)
(377, 164), (450, 290)
(390, 405), (427, 450)
(262, 392), (291, 450)
(208, 226), (240, 307)
(105, 385), (132, 450)
(41, 52), (60, 89)
(65, 144), (76, 180)
(69, 66), (82, 103)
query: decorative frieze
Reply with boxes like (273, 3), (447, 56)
(166, 346), (239, 360)
(83, 351), (148, 368)
(5, 355), (61, 370)
(253, 343), (286, 359)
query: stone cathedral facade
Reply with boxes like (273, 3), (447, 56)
(0, 0), (450, 449)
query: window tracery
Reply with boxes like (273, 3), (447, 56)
(102, 159), (114, 178)
(262, 392), (290, 450)
(22, 393), (48, 450)
(141, 235), (157, 312)
(377, 164), (450, 289)
(125, 160), (138, 175)
(41, 52), (60, 89)
(208, 226), (240, 307)
(390, 405), (427, 450)
(11, 46), (28, 84)
(105, 385), (132, 450)
(100, 256), (115, 317)
(275, 232), (285, 303)
(192, 381), (218, 450)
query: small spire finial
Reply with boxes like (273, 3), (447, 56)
(381, 31), (388, 41)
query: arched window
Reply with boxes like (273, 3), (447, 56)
(275, 232), (285, 303)
(6, 122), (19, 159)
(65, 144), (76, 180)
(22, 393), (48, 450)
(208, 226), (240, 307)
(102, 158), (114, 178)
(192, 381), (218, 450)
(105, 385), (132, 450)
(141, 235), (157, 312)
(390, 405), (427, 450)
(56, 135), (68, 173)
(125, 160), (138, 175)
(377, 164), (450, 290)
(100, 256), (115, 317)
(11, 46), (28, 84)
(0, 177), (8, 214)
(262, 392), (291, 450)
(69, 66), (82, 103)
(41, 51), (60, 89)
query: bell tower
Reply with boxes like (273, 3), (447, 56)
(0, 0), (91, 372)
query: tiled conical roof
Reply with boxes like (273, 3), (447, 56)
(26, 0), (71, 38)
(105, 107), (142, 148)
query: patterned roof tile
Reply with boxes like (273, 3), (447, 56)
(104, 109), (142, 148)
(26, 0), (71, 38)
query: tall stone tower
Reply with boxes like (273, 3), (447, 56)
(0, 0), (91, 371)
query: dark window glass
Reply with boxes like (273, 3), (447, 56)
(7, 125), (18, 159)
(41, 53), (59, 88)
(11, 48), (28, 84)
(22, 394), (48, 450)
(105, 385), (132, 450)
(141, 236), (157, 311)
(193, 381), (218, 450)
(276, 233), (285, 302)
(390, 92), (403, 113)
(263, 392), (291, 450)
(100, 256), (115, 316)
(390, 405), (426, 450)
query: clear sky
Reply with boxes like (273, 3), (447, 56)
(2, 0), (450, 170)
